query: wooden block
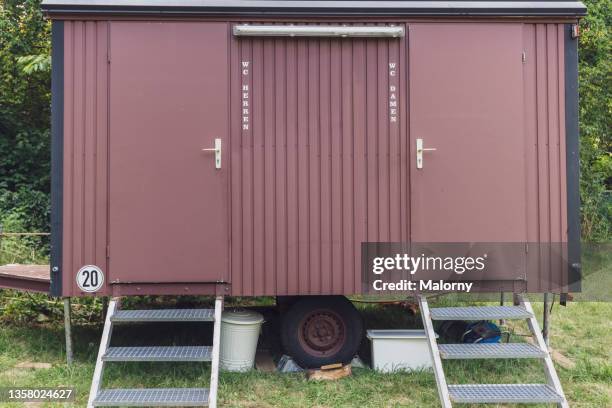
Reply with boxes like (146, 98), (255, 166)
(307, 364), (351, 381)
(525, 338), (576, 369)
(14, 362), (52, 369)
(255, 350), (277, 373)
(320, 363), (342, 371)
(550, 348), (576, 369)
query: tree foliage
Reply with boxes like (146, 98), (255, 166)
(579, 0), (612, 241)
(0, 0), (50, 235)
(0, 0), (609, 243)
(17, 53), (51, 74)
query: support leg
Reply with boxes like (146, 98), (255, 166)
(63, 297), (73, 365)
(101, 296), (109, 321)
(499, 292), (505, 326)
(543, 293), (550, 347)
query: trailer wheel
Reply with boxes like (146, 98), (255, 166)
(281, 296), (363, 368)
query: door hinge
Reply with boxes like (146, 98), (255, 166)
(525, 243), (529, 253)
(106, 245), (110, 258)
(522, 51), (527, 64)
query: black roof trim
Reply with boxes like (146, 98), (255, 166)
(41, 1), (587, 18)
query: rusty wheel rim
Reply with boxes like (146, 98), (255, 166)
(298, 309), (346, 357)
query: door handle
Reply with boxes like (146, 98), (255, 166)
(202, 138), (222, 169)
(416, 138), (436, 169)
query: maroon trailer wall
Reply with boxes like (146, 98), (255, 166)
(56, 19), (573, 297)
(61, 21), (110, 296)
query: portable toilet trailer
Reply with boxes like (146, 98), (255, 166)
(1, 1), (588, 406)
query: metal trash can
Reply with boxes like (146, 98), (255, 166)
(220, 310), (264, 372)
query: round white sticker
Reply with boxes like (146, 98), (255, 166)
(76, 265), (105, 293)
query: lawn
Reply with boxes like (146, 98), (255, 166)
(0, 296), (610, 407)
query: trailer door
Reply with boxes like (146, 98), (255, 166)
(108, 22), (230, 284)
(409, 24), (527, 244)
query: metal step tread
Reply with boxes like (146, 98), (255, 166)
(448, 384), (563, 404)
(112, 309), (215, 322)
(438, 343), (546, 359)
(103, 346), (212, 362)
(430, 306), (532, 320)
(93, 388), (209, 406)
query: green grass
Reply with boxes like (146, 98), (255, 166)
(0, 299), (610, 407)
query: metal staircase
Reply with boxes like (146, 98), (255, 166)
(419, 295), (568, 407)
(87, 296), (224, 407)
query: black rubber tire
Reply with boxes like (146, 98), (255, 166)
(280, 296), (364, 368)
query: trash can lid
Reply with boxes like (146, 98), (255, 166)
(221, 310), (264, 325)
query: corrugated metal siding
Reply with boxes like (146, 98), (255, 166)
(523, 23), (568, 292)
(62, 21), (110, 296)
(229, 26), (408, 296)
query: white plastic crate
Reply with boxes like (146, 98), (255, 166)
(366, 330), (437, 372)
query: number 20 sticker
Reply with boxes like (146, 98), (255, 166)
(76, 265), (105, 293)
